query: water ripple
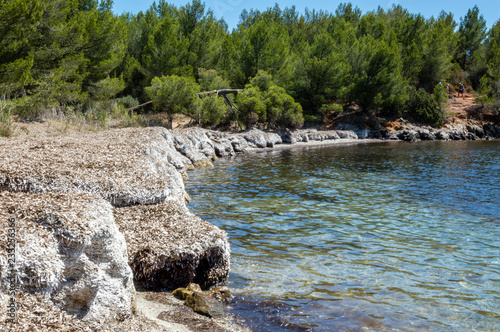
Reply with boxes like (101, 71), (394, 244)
(187, 141), (500, 331)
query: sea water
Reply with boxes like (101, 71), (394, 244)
(186, 140), (500, 331)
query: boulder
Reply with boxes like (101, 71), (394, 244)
(241, 129), (268, 148)
(417, 129), (436, 141)
(264, 132), (283, 147)
(185, 291), (224, 318)
(114, 202), (230, 290)
(398, 130), (419, 142)
(466, 124), (484, 138)
(435, 131), (450, 140)
(172, 283), (231, 318)
(278, 130), (294, 144)
(0, 192), (135, 326)
(230, 136), (249, 152)
(204, 131), (236, 157)
(172, 130), (214, 168)
(335, 130), (358, 139)
(483, 124), (500, 138)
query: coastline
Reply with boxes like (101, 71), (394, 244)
(1, 123), (499, 331)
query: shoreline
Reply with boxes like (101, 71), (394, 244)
(1, 123), (499, 331)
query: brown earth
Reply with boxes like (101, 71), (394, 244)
(384, 93), (499, 132)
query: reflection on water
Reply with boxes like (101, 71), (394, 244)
(186, 141), (500, 331)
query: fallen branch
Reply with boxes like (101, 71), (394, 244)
(125, 101), (153, 113)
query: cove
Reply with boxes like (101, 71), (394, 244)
(186, 140), (500, 331)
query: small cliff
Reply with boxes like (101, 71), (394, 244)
(1, 124), (498, 330)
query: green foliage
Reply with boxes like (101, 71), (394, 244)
(145, 75), (200, 117)
(456, 6), (487, 71)
(198, 69), (230, 91)
(1, 1), (499, 128)
(406, 83), (447, 126)
(475, 75), (493, 107)
(344, 35), (407, 114)
(320, 103), (343, 114)
(0, 101), (13, 137)
(88, 77), (126, 101)
(117, 95), (140, 109)
(0, 0), (44, 95)
(236, 17), (292, 85)
(196, 94), (228, 126)
(237, 71), (303, 129)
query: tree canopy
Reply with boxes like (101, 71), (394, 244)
(1, 1), (499, 128)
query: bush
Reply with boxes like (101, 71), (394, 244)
(320, 103), (343, 114)
(198, 69), (230, 91)
(196, 94), (228, 126)
(0, 101), (12, 137)
(88, 77), (126, 101)
(237, 71), (303, 129)
(406, 83), (446, 126)
(117, 95), (140, 109)
(475, 75), (493, 107)
(145, 75), (200, 117)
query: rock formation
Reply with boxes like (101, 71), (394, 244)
(0, 122), (498, 330)
(0, 192), (135, 327)
(114, 202), (230, 290)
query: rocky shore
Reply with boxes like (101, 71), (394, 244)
(1, 120), (499, 331)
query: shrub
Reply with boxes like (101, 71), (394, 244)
(117, 95), (140, 109)
(88, 77), (126, 101)
(196, 94), (228, 126)
(237, 71), (303, 129)
(145, 75), (200, 117)
(406, 83), (446, 126)
(320, 103), (343, 114)
(0, 101), (12, 137)
(475, 75), (493, 107)
(198, 69), (230, 91)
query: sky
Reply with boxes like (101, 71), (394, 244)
(112, 0), (499, 31)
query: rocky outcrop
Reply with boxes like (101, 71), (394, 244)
(0, 127), (186, 207)
(114, 202), (230, 291)
(384, 122), (500, 142)
(1, 120), (497, 330)
(0, 192), (135, 327)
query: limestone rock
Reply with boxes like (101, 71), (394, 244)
(172, 128), (219, 167)
(114, 202), (230, 290)
(264, 132), (283, 147)
(230, 136), (249, 152)
(241, 129), (268, 148)
(0, 192), (135, 325)
(335, 130), (358, 139)
(0, 127), (186, 207)
(417, 129), (436, 141)
(435, 131), (451, 140)
(0, 292), (93, 331)
(398, 130), (419, 142)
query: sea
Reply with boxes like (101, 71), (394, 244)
(186, 140), (500, 331)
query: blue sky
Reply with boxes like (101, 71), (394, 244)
(112, 0), (499, 31)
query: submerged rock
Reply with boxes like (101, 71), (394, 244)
(173, 283), (231, 318)
(114, 202), (230, 290)
(185, 290), (224, 318)
(0, 191), (135, 326)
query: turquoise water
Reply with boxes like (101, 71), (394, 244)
(186, 140), (500, 331)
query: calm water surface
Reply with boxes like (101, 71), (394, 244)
(186, 140), (500, 331)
